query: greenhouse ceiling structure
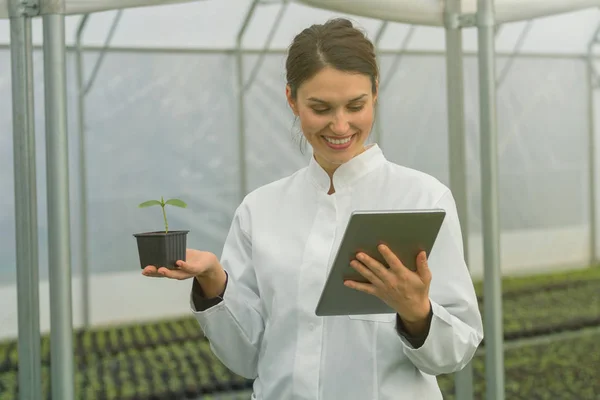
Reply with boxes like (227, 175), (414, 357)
(2, 0), (600, 399)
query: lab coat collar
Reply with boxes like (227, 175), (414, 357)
(307, 144), (386, 192)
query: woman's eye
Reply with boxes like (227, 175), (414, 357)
(311, 104), (364, 114)
(348, 105), (364, 112)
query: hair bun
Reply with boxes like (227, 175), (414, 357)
(327, 18), (354, 29)
(285, 17), (378, 100)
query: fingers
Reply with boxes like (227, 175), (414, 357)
(141, 248), (203, 280)
(344, 279), (377, 295)
(142, 265), (163, 278)
(378, 245), (429, 278)
(354, 253), (390, 284)
(377, 244), (409, 273)
(415, 251), (432, 282)
(174, 259), (195, 273)
(142, 264), (193, 280)
(156, 267), (194, 280)
(350, 259), (383, 286)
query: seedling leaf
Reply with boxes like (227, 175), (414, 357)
(138, 196), (188, 233)
(138, 200), (162, 208)
(165, 199), (187, 208)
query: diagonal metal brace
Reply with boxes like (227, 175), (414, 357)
(587, 21), (600, 88)
(8, 0), (39, 17)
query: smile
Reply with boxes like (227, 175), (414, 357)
(323, 135), (353, 145)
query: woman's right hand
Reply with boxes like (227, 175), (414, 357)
(142, 248), (220, 280)
(142, 249), (228, 298)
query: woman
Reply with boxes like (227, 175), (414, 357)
(143, 18), (483, 400)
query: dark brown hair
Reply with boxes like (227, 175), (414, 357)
(285, 18), (379, 99)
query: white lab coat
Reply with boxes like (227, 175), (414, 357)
(191, 144), (483, 400)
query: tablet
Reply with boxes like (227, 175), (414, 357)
(314, 209), (446, 317)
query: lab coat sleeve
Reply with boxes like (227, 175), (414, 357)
(190, 203), (265, 379)
(191, 274), (227, 311)
(397, 189), (484, 376)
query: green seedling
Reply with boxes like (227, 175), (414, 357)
(138, 196), (187, 233)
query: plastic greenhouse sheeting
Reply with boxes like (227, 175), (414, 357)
(1, 0), (599, 346)
(2, 0), (599, 23)
(0, 0), (195, 19)
(1, 1), (600, 52)
(297, 0), (600, 26)
(0, 49), (596, 339)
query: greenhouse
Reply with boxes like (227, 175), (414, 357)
(1, 0), (599, 399)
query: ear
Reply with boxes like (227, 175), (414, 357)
(373, 78), (379, 105)
(286, 85), (299, 116)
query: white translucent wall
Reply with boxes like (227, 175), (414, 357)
(1, 48), (598, 339)
(1, 0), (599, 339)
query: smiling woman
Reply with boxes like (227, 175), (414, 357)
(142, 17), (483, 400)
(285, 18), (379, 180)
(287, 68), (376, 181)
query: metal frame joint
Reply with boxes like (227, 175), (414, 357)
(9, 0), (40, 17)
(444, 12), (476, 29)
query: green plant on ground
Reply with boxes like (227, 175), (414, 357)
(437, 330), (600, 399)
(472, 265), (600, 294)
(0, 267), (599, 399)
(1, 328), (598, 399)
(138, 196), (187, 234)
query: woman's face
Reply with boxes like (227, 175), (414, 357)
(286, 66), (377, 176)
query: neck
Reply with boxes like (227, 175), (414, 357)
(314, 144), (373, 194)
(314, 145), (369, 179)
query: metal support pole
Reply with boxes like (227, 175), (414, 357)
(587, 61), (598, 265)
(236, 0), (290, 197)
(43, 12), (76, 400)
(373, 21), (388, 146)
(74, 10), (121, 329)
(477, 0), (505, 399)
(443, 1), (474, 398)
(235, 0), (288, 198)
(75, 14), (91, 328)
(236, 0), (260, 199)
(587, 27), (600, 265)
(9, 0), (42, 398)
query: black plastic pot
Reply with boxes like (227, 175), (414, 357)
(133, 230), (189, 270)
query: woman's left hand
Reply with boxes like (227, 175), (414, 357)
(344, 244), (432, 325)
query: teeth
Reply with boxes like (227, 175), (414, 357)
(325, 136), (352, 145)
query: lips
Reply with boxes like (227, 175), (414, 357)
(324, 135), (352, 145)
(322, 133), (355, 150)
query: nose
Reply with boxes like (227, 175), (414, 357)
(330, 111), (350, 135)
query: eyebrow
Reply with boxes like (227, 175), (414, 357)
(307, 94), (368, 104)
